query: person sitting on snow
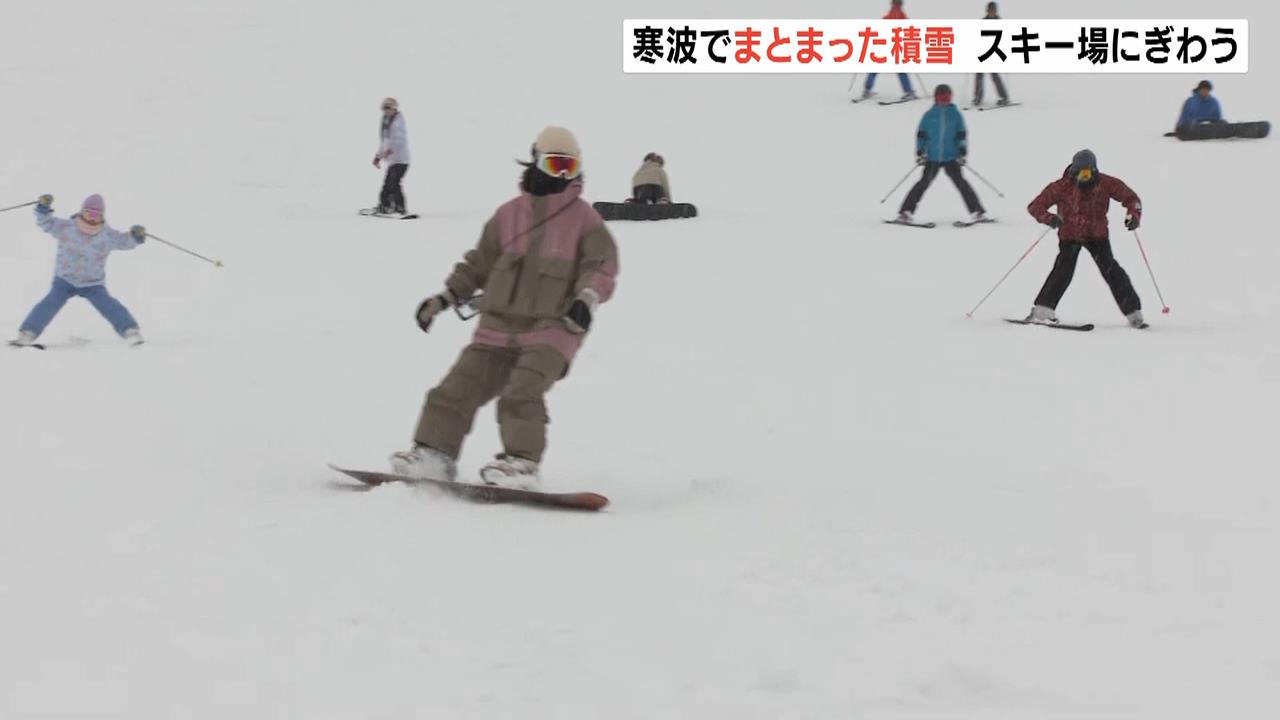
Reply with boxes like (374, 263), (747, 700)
(1176, 80), (1224, 132)
(630, 153), (671, 204)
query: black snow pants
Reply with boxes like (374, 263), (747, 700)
(900, 161), (984, 215)
(974, 73), (1009, 104)
(379, 163), (409, 213)
(1034, 238), (1142, 315)
(631, 183), (667, 204)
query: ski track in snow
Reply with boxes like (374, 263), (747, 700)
(2, 0), (1279, 717)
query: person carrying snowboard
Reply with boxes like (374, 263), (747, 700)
(371, 97), (410, 216)
(897, 84), (986, 224)
(390, 126), (619, 490)
(859, 0), (917, 102)
(1175, 80), (1224, 133)
(974, 2), (1012, 107)
(630, 152), (671, 204)
(1025, 149), (1146, 328)
(11, 194), (146, 347)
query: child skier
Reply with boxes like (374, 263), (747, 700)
(10, 194), (146, 347)
(390, 126), (619, 490)
(860, 0), (917, 102)
(630, 152), (671, 204)
(897, 84), (986, 223)
(1025, 149), (1146, 328)
(371, 97), (410, 216)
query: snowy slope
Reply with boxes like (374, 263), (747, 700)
(1, 0), (1278, 717)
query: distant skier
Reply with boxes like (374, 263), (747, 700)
(859, 0), (917, 102)
(371, 97), (410, 216)
(391, 126), (619, 490)
(897, 84), (986, 223)
(10, 194), (146, 347)
(1025, 149), (1146, 328)
(973, 2), (1012, 107)
(1175, 80), (1224, 132)
(630, 152), (671, 204)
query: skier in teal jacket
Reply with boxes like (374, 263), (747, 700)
(897, 84), (986, 223)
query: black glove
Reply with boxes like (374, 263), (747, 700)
(1047, 215), (1063, 229)
(415, 293), (452, 333)
(957, 151), (968, 166)
(36, 194), (53, 214)
(130, 225), (146, 242)
(915, 152), (926, 166)
(1124, 214), (1140, 231)
(565, 299), (592, 334)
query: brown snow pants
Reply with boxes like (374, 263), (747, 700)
(414, 343), (567, 463)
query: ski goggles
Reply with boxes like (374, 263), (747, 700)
(536, 152), (581, 179)
(79, 208), (104, 225)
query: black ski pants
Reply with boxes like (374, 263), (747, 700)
(631, 183), (667, 204)
(1034, 238), (1142, 315)
(974, 73), (1008, 104)
(900, 161), (983, 215)
(379, 163), (409, 213)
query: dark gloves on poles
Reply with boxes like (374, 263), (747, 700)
(1046, 215), (1063, 229)
(36, 194), (53, 213)
(130, 225), (146, 242)
(1124, 214), (1140, 231)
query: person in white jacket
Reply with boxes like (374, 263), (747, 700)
(373, 97), (411, 215)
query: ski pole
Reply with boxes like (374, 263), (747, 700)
(1133, 230), (1170, 314)
(879, 163), (920, 204)
(963, 164), (1005, 198)
(848, 74), (859, 94)
(914, 74), (930, 96)
(965, 227), (1052, 318)
(145, 233), (224, 268)
(0, 200), (38, 214)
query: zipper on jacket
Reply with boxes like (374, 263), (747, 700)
(938, 107), (947, 161)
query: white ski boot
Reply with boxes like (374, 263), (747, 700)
(897, 210), (914, 223)
(902, 91), (919, 101)
(971, 210), (988, 222)
(9, 330), (38, 347)
(1126, 310), (1148, 329)
(479, 455), (541, 491)
(124, 328), (144, 347)
(1025, 305), (1058, 324)
(389, 444), (457, 482)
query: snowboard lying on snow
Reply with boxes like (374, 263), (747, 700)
(593, 201), (698, 221)
(328, 465), (609, 511)
(1174, 121), (1270, 141)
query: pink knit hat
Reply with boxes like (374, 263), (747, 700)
(80, 194), (105, 222)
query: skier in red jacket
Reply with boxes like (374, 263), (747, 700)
(859, 0), (917, 101)
(1025, 149), (1147, 328)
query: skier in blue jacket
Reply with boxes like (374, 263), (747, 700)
(897, 84), (986, 223)
(1176, 80), (1224, 131)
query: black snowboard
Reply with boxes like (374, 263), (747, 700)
(1176, 121), (1270, 141)
(327, 465), (609, 511)
(593, 201), (697, 222)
